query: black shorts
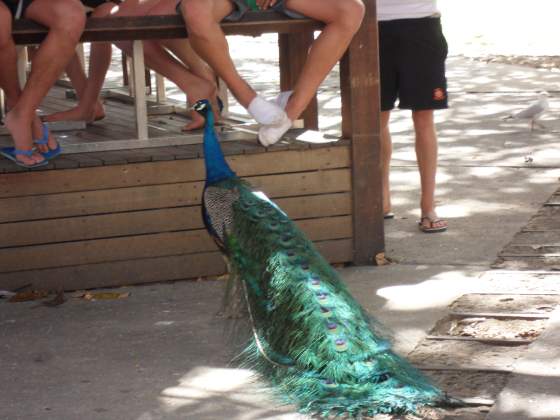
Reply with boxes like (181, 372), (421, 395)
(378, 16), (448, 111)
(81, 0), (119, 7)
(176, 0), (304, 24)
(1, 0), (34, 19)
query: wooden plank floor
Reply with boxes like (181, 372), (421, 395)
(0, 87), (354, 291)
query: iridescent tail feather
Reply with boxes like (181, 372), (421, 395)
(194, 100), (461, 417)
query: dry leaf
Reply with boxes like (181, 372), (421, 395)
(375, 252), (391, 266)
(8, 290), (48, 303)
(81, 292), (130, 301)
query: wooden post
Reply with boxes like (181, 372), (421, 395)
(217, 78), (229, 115)
(0, 89), (5, 120)
(122, 51), (129, 87)
(131, 40), (149, 141)
(155, 73), (166, 103)
(127, 56), (134, 96)
(340, 0), (384, 264)
(278, 32), (318, 130)
(16, 46), (28, 89)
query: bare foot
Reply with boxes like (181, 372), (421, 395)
(181, 96), (222, 132)
(182, 109), (206, 131)
(42, 100), (105, 123)
(4, 111), (45, 166)
(32, 116), (58, 154)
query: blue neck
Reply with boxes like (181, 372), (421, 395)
(203, 105), (236, 185)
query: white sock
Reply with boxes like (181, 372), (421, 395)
(275, 90), (293, 110)
(258, 114), (292, 147)
(247, 95), (287, 125)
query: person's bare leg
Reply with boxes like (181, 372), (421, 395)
(0, 3), (45, 165)
(181, 0), (291, 128)
(280, 0), (363, 120)
(380, 111), (392, 216)
(180, 0), (256, 108)
(147, 0), (216, 83)
(43, 50), (107, 122)
(256, 0), (364, 144)
(107, 0), (215, 130)
(5, 0), (85, 161)
(412, 109), (447, 230)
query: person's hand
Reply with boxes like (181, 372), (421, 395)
(256, 0), (277, 10)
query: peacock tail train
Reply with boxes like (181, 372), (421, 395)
(194, 99), (455, 417)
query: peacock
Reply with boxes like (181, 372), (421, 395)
(194, 99), (459, 417)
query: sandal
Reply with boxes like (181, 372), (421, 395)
(34, 123), (61, 160)
(0, 147), (48, 169)
(418, 216), (448, 233)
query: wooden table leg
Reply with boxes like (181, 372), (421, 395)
(340, 0), (384, 264)
(16, 46), (28, 89)
(131, 40), (149, 141)
(278, 31), (318, 130)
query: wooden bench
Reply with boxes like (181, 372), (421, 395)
(1, 3), (383, 290)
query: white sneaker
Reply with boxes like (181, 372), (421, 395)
(257, 91), (294, 147)
(247, 95), (287, 126)
(258, 115), (292, 147)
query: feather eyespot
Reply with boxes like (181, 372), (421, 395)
(334, 338), (348, 352)
(319, 306), (332, 317)
(322, 379), (337, 390)
(326, 322), (339, 334)
(310, 279), (322, 290)
(316, 292), (329, 303)
(300, 262), (310, 271)
(267, 221), (282, 232)
(283, 249), (297, 258)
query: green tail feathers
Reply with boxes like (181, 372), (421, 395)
(215, 179), (448, 417)
(195, 98), (452, 417)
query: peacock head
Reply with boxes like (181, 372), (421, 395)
(194, 99), (215, 127)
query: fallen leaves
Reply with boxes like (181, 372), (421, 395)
(74, 291), (130, 301)
(8, 290), (49, 303)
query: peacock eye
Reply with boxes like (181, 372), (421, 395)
(319, 306), (332, 317)
(334, 338), (348, 352)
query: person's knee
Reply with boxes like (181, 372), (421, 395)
(48, 0), (86, 40)
(91, 1), (119, 17)
(339, 0), (365, 33)
(180, 0), (215, 37)
(0, 6), (13, 48)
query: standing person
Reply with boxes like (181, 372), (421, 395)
(0, 0), (85, 167)
(176, 0), (365, 146)
(377, 0), (448, 233)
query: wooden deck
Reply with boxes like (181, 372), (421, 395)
(0, 89), (355, 291)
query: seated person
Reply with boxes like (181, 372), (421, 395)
(176, 0), (365, 145)
(44, 0), (220, 131)
(0, 0), (86, 167)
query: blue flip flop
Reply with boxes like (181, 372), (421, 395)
(34, 123), (61, 160)
(0, 147), (49, 169)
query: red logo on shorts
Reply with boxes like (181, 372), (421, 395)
(433, 88), (445, 101)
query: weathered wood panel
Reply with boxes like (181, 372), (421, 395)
(0, 168), (350, 223)
(0, 147), (349, 198)
(0, 193), (351, 248)
(0, 216), (352, 273)
(0, 238), (352, 291)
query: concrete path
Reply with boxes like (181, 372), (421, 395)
(2, 48), (560, 420)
